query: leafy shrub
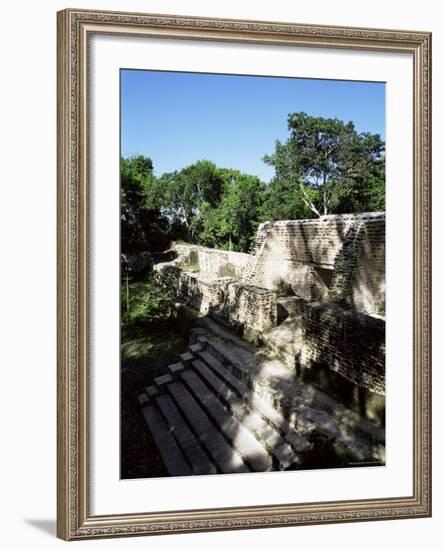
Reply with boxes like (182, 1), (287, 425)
(121, 274), (176, 329)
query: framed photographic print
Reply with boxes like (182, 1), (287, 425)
(57, 8), (432, 540)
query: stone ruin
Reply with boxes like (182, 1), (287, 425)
(155, 212), (385, 412)
(139, 212), (386, 476)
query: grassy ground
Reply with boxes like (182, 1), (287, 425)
(120, 276), (189, 479)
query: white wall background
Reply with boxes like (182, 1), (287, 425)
(0, 0), (440, 548)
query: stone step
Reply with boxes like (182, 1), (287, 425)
(198, 335), (303, 411)
(145, 385), (160, 398)
(179, 369), (273, 472)
(204, 334), (385, 441)
(189, 343), (203, 354)
(197, 350), (312, 453)
(167, 362), (185, 378)
(154, 373), (173, 389)
(137, 392), (150, 407)
(196, 335), (209, 347)
(198, 344), (382, 460)
(155, 393), (217, 475)
(141, 404), (192, 477)
(179, 351), (194, 366)
(167, 381), (249, 474)
(191, 359), (299, 469)
(201, 339), (261, 388)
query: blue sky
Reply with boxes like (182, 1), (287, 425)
(121, 69), (385, 183)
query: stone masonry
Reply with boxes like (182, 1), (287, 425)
(154, 212), (385, 403)
(155, 264), (277, 333)
(244, 212), (385, 316)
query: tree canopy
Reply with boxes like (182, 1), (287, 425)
(158, 160), (225, 243)
(199, 170), (266, 252)
(263, 112), (385, 216)
(121, 113), (385, 255)
(120, 155), (165, 252)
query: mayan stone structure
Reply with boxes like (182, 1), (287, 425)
(154, 211), (385, 418)
(155, 264), (277, 333)
(244, 211), (385, 316)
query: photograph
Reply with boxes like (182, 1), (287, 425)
(54, 7), (431, 540)
(0, 0), (437, 544)
(120, 69), (386, 479)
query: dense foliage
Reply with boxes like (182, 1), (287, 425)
(121, 273), (176, 329)
(121, 112), (385, 254)
(263, 112), (385, 216)
(121, 156), (171, 252)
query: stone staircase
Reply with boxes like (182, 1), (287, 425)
(138, 330), (385, 477)
(138, 337), (311, 476)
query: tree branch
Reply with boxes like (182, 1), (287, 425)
(299, 183), (321, 217)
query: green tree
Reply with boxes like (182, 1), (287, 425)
(121, 155), (170, 252)
(330, 132), (386, 212)
(263, 112), (385, 216)
(159, 160), (224, 243)
(121, 273), (176, 329)
(260, 177), (316, 221)
(199, 171), (266, 252)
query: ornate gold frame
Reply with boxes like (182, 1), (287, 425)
(57, 8), (432, 540)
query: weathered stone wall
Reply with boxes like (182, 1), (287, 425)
(154, 212), (385, 400)
(300, 302), (385, 394)
(264, 297), (385, 393)
(172, 243), (250, 279)
(329, 215), (385, 315)
(244, 212), (385, 317)
(198, 248), (250, 279)
(262, 297), (385, 423)
(172, 243), (200, 265)
(221, 282), (277, 334)
(154, 263), (277, 334)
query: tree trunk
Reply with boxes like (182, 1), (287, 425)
(299, 182), (321, 217)
(322, 177), (329, 216)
